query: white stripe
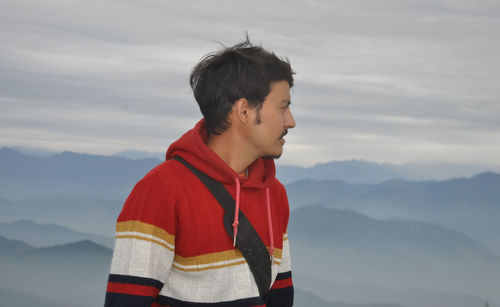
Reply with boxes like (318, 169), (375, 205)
(162, 261), (275, 302)
(278, 238), (292, 273)
(110, 237), (174, 282)
(172, 256), (246, 270)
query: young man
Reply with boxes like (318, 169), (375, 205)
(104, 39), (296, 307)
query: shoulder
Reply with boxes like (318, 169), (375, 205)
(140, 159), (191, 186)
(268, 177), (287, 197)
(123, 159), (194, 206)
(268, 177), (290, 213)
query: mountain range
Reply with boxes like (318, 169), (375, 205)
(0, 236), (112, 307)
(0, 147), (160, 201)
(286, 172), (500, 254)
(2, 147), (499, 200)
(1, 146), (499, 306)
(0, 235), (407, 307)
(289, 206), (500, 307)
(0, 220), (114, 248)
(2, 201), (499, 307)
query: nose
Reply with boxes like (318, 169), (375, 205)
(286, 108), (296, 129)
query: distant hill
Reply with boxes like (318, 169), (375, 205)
(0, 196), (122, 236)
(0, 235), (33, 254)
(289, 206), (500, 306)
(0, 220), (114, 248)
(294, 288), (404, 307)
(294, 275), (499, 307)
(287, 172), (500, 211)
(2, 147), (499, 201)
(286, 171), (500, 253)
(0, 147), (161, 200)
(290, 206), (498, 261)
(277, 159), (500, 184)
(0, 236), (112, 307)
(0, 287), (77, 307)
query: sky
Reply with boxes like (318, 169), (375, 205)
(1, 0), (499, 167)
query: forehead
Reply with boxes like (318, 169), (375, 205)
(265, 81), (291, 104)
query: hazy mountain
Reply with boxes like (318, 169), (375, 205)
(294, 288), (404, 307)
(1, 204), (499, 307)
(286, 172), (500, 211)
(286, 172), (500, 253)
(0, 220), (114, 248)
(277, 159), (500, 184)
(0, 287), (80, 307)
(0, 196), (122, 236)
(289, 206), (500, 306)
(294, 275), (499, 307)
(277, 160), (401, 184)
(0, 147), (160, 200)
(0, 237), (112, 307)
(0, 235), (33, 254)
(2, 146), (499, 306)
(3, 147), (499, 201)
(110, 149), (500, 184)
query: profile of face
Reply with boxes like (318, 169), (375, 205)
(247, 80), (296, 159)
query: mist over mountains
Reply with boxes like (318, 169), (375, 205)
(0, 220), (113, 248)
(2, 147), (499, 201)
(1, 146), (499, 306)
(0, 236), (111, 307)
(290, 206), (500, 302)
(0, 147), (160, 201)
(286, 172), (500, 254)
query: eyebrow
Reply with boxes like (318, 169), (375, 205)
(281, 99), (291, 106)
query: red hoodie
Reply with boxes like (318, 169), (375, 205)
(105, 119), (293, 307)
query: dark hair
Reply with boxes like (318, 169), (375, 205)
(190, 38), (294, 135)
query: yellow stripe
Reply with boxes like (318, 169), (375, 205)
(172, 259), (248, 272)
(115, 235), (175, 252)
(174, 247), (282, 267)
(116, 220), (175, 246)
(174, 249), (243, 266)
(272, 248), (283, 259)
(172, 258), (282, 272)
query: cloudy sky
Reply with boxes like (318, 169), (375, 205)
(1, 0), (499, 167)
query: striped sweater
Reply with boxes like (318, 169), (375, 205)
(105, 120), (294, 306)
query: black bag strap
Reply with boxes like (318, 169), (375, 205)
(173, 156), (271, 299)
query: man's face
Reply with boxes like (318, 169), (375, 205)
(247, 80), (296, 159)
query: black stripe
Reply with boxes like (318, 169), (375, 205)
(275, 271), (292, 280)
(156, 294), (264, 307)
(105, 292), (154, 307)
(266, 286), (294, 307)
(108, 274), (164, 290)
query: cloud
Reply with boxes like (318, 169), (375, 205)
(1, 0), (499, 166)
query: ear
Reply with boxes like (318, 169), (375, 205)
(233, 98), (251, 124)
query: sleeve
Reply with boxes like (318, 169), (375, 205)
(104, 170), (178, 307)
(266, 187), (294, 307)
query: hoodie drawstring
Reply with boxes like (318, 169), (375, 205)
(233, 177), (240, 247)
(266, 187), (275, 258)
(232, 178), (275, 259)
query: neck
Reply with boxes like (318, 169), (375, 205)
(207, 131), (256, 175)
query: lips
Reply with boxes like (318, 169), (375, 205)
(279, 129), (288, 140)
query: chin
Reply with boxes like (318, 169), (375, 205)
(262, 150), (283, 160)
(262, 154), (282, 160)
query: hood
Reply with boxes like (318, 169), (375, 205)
(166, 119), (276, 189)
